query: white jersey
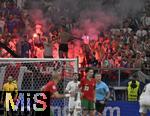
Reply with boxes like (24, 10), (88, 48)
(65, 81), (80, 101)
(139, 83), (150, 106)
(65, 80), (81, 115)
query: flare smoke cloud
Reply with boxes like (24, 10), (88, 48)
(24, 0), (145, 36)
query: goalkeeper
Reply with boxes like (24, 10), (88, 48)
(0, 76), (18, 116)
(41, 70), (74, 116)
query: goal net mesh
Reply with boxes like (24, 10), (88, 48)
(0, 58), (78, 115)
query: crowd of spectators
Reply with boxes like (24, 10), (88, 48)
(0, 0), (149, 72)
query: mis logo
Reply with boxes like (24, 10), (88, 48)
(4, 91), (50, 114)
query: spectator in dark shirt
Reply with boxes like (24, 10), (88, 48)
(6, 14), (17, 34)
(21, 35), (31, 58)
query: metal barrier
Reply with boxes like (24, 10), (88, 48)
(79, 67), (141, 86)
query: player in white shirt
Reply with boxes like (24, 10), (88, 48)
(139, 83), (150, 116)
(65, 73), (81, 116)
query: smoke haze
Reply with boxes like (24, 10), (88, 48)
(24, 0), (145, 36)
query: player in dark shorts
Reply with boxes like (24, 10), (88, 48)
(95, 73), (110, 116)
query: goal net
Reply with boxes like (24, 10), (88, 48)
(0, 58), (78, 116)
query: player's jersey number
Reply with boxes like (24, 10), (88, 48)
(84, 85), (89, 91)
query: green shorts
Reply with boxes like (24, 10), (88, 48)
(81, 98), (95, 110)
(50, 109), (54, 116)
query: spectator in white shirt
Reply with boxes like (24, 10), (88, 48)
(136, 26), (148, 38)
(123, 22), (132, 34)
(141, 13), (150, 28)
